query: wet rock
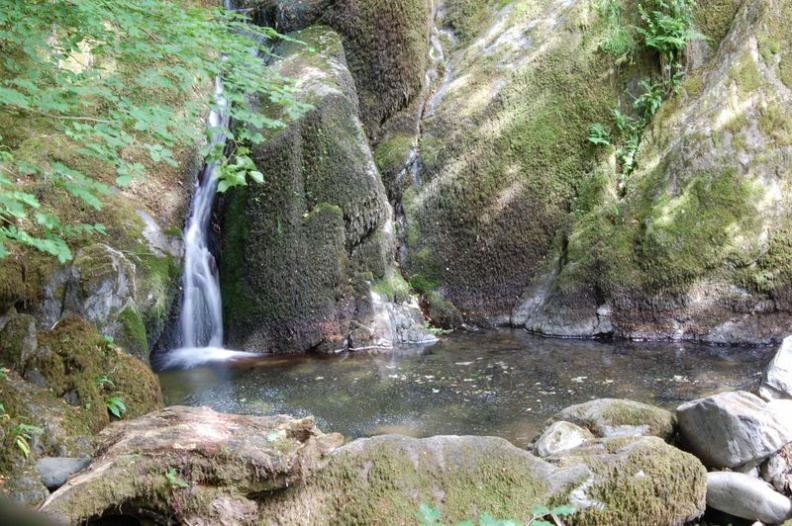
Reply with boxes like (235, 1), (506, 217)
(548, 435), (707, 525)
(760, 336), (792, 401)
(35, 457), (91, 490)
(707, 471), (792, 524)
(676, 391), (792, 468)
(545, 398), (677, 440)
(534, 421), (595, 458)
(40, 406), (344, 525)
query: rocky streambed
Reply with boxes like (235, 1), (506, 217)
(16, 337), (792, 525)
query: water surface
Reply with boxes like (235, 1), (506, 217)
(158, 330), (774, 448)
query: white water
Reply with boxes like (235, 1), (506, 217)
(178, 77), (228, 348)
(157, 346), (260, 370)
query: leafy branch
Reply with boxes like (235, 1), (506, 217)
(0, 0), (307, 261)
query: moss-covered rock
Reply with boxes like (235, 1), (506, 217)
(525, 0), (792, 343)
(402, 0), (628, 326)
(39, 407), (343, 525)
(544, 398), (677, 441)
(220, 26), (433, 353)
(324, 0), (433, 142)
(550, 436), (707, 525)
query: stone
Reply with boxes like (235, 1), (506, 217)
(707, 471), (792, 524)
(263, 434), (588, 525)
(548, 435), (707, 525)
(760, 336), (792, 401)
(39, 406), (344, 525)
(219, 26), (431, 354)
(544, 398), (677, 440)
(0, 309), (38, 370)
(761, 443), (792, 495)
(676, 391), (792, 468)
(35, 457), (92, 490)
(534, 421), (595, 457)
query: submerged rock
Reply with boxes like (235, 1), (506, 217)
(676, 391), (792, 468)
(707, 471), (792, 524)
(544, 398), (677, 441)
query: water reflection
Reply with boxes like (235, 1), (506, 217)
(158, 330), (774, 448)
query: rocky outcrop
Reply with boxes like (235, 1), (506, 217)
(676, 390), (792, 469)
(220, 26), (435, 353)
(524, 0), (792, 343)
(37, 406), (708, 526)
(549, 436), (707, 526)
(0, 316), (163, 505)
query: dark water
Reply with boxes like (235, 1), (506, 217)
(158, 330), (774, 448)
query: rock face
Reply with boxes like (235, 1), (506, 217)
(518, 0), (792, 343)
(761, 335), (792, 400)
(676, 391), (792, 468)
(707, 471), (792, 524)
(544, 398), (677, 440)
(40, 407), (344, 525)
(220, 26), (435, 353)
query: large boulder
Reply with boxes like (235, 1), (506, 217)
(548, 435), (707, 526)
(39, 407), (344, 525)
(676, 391), (792, 468)
(761, 335), (792, 401)
(707, 471), (792, 524)
(220, 26), (434, 353)
(544, 398), (677, 441)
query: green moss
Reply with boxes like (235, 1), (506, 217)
(729, 54), (763, 97)
(117, 305), (149, 360)
(758, 102), (792, 147)
(267, 436), (556, 524)
(374, 134), (414, 176)
(324, 0), (433, 140)
(371, 268), (411, 303)
(443, 0), (496, 44)
(693, 0), (740, 43)
(559, 438), (706, 525)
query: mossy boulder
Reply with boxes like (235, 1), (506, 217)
(544, 398), (677, 441)
(220, 26), (433, 353)
(0, 315), (162, 504)
(39, 407), (344, 525)
(522, 0), (792, 343)
(549, 436), (707, 525)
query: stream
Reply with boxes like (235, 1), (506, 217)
(158, 330), (774, 448)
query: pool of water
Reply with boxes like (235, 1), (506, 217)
(157, 330), (775, 448)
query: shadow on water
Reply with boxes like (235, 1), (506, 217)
(157, 329), (775, 448)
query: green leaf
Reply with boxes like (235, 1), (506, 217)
(248, 170), (264, 184)
(0, 87), (29, 108)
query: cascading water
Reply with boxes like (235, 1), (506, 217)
(179, 77), (228, 349)
(159, 0), (262, 369)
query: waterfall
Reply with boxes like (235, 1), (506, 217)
(178, 76), (228, 348)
